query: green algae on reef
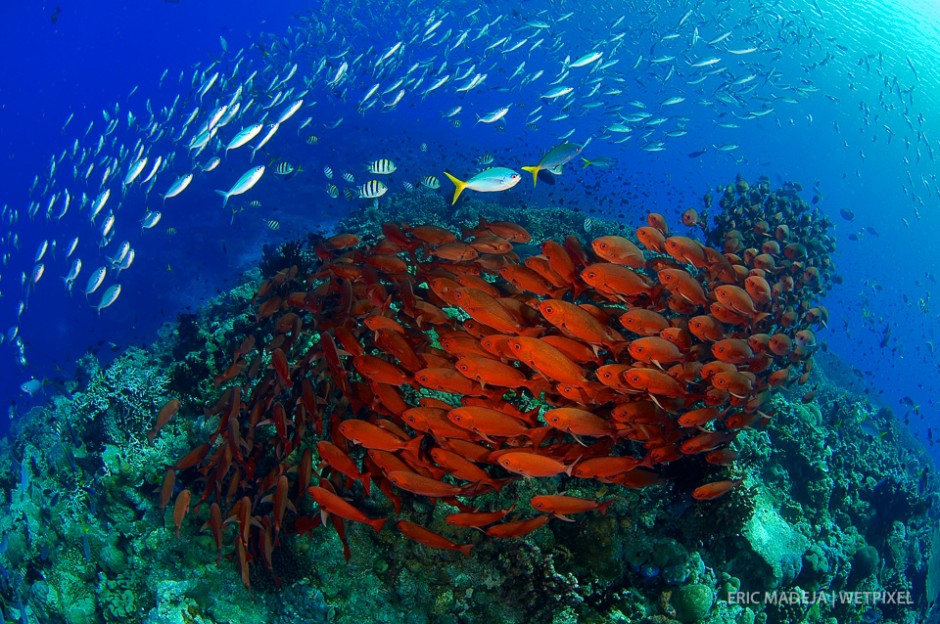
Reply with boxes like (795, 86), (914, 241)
(0, 191), (937, 624)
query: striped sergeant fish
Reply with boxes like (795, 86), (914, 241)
(358, 180), (388, 199)
(367, 159), (397, 174)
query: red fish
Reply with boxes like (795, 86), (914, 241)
(160, 468), (175, 512)
(538, 299), (624, 351)
(506, 337), (588, 386)
(591, 235), (645, 268)
(272, 348), (292, 387)
(430, 448), (500, 487)
(454, 355), (534, 391)
(571, 456), (642, 479)
(628, 337), (684, 365)
(387, 470), (468, 497)
(308, 486), (387, 532)
(485, 515), (550, 538)
(317, 441), (371, 494)
(415, 367), (495, 396)
(173, 489), (191, 538)
(529, 495), (614, 520)
(471, 217), (531, 243)
(397, 520), (474, 556)
(580, 264), (653, 300)
(338, 419), (423, 454)
(445, 506), (514, 528)
(448, 406), (549, 443)
(542, 407), (615, 439)
(620, 309), (670, 336)
(147, 399), (180, 442)
(352, 355), (410, 386)
(692, 479), (743, 500)
(497, 451), (573, 478)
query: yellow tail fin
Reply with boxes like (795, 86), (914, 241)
(521, 165), (540, 187)
(443, 171), (467, 205)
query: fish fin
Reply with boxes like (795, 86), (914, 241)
(403, 434), (425, 458)
(529, 425), (552, 448)
(609, 341), (630, 359)
(214, 189), (230, 208)
(443, 171), (466, 205)
(581, 157), (591, 168)
(521, 165), (539, 187)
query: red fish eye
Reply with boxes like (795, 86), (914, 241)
(544, 306), (554, 314)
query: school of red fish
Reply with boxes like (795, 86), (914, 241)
(157, 209), (829, 588)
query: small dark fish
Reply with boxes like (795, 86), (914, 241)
(879, 323), (891, 348)
(866, 226), (880, 236)
(536, 170), (556, 185)
(839, 208), (855, 221)
(687, 149), (707, 158)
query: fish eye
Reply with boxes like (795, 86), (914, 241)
(544, 305), (554, 313)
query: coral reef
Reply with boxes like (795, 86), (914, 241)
(0, 180), (934, 624)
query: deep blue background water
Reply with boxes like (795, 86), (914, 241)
(0, 0), (938, 463)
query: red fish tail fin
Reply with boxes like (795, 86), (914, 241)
(369, 517), (388, 533)
(564, 455), (583, 477)
(570, 281), (587, 299)
(597, 499), (615, 515)
(519, 326), (544, 338)
(751, 312), (772, 325)
(524, 378), (553, 397)
(609, 340), (630, 359)
(359, 472), (372, 496)
(529, 425), (553, 448)
(459, 543), (474, 557)
(403, 434), (425, 458)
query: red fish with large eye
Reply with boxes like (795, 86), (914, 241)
(591, 235), (645, 268)
(529, 495), (614, 520)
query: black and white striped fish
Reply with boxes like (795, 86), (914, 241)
(367, 158), (397, 174)
(358, 180), (388, 199)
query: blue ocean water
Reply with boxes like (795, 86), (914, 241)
(0, 0), (937, 468)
